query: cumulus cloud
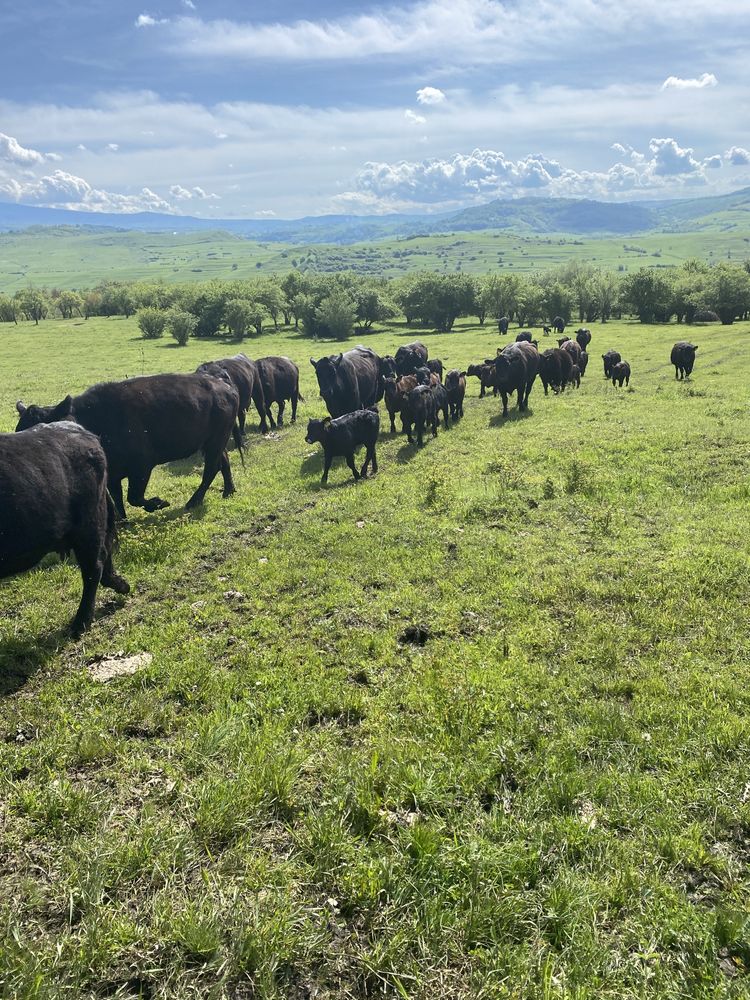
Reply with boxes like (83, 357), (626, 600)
(106, 143), (120, 151)
(725, 146), (750, 165)
(169, 183), (219, 200)
(0, 132), (45, 166)
(662, 72), (717, 90)
(346, 137), (729, 209)
(416, 86), (446, 105)
(404, 109), (426, 125)
(0, 169), (174, 214)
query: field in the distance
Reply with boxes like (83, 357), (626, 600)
(0, 225), (749, 291)
(1, 317), (750, 998)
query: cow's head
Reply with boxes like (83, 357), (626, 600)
(15, 396), (73, 432)
(379, 355), (398, 379)
(305, 417), (331, 445)
(311, 355), (344, 399)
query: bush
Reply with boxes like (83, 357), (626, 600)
(137, 307), (167, 339)
(168, 310), (197, 346)
(693, 309), (720, 324)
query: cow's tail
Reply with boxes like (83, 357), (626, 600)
(232, 423), (245, 467)
(297, 389), (306, 403)
(105, 484), (119, 554)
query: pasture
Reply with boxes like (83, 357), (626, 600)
(1, 315), (750, 998)
(0, 224), (748, 291)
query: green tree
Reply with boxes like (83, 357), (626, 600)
(14, 288), (48, 325)
(253, 280), (285, 329)
(224, 299), (254, 339)
(137, 307), (167, 339)
(703, 263), (750, 325)
(620, 268), (674, 323)
(316, 290), (357, 340)
(57, 290), (83, 320)
(355, 284), (397, 329)
(0, 295), (18, 323)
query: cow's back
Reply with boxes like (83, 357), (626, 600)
(74, 374), (237, 467)
(0, 424), (107, 577)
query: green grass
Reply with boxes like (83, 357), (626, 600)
(1, 315), (750, 998)
(0, 224), (748, 291)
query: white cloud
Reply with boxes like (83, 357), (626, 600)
(135, 14), (168, 27)
(182, 0), (196, 7)
(404, 109), (426, 125)
(662, 72), (718, 90)
(163, 0), (749, 64)
(169, 183), (219, 200)
(255, 210), (276, 218)
(345, 137), (731, 210)
(0, 169), (174, 214)
(45, 152), (63, 162)
(416, 87), (446, 105)
(106, 143), (120, 151)
(725, 146), (750, 165)
(647, 137), (701, 176)
(0, 132), (45, 166)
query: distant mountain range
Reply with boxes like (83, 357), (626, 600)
(0, 187), (748, 244)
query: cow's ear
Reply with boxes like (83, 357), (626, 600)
(693, 345), (699, 351)
(459, 371), (467, 377)
(52, 395), (73, 420)
(310, 358), (317, 368)
(322, 417), (332, 428)
(15, 400), (26, 414)
(335, 353), (343, 365)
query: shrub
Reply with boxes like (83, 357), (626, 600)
(137, 307), (167, 339)
(168, 310), (196, 346)
(693, 308), (720, 324)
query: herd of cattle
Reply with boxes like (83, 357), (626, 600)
(0, 332), (699, 636)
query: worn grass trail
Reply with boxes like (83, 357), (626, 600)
(1, 317), (749, 999)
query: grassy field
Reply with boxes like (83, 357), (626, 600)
(1, 315), (750, 998)
(0, 225), (748, 291)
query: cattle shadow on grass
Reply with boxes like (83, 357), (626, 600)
(0, 629), (66, 696)
(489, 406), (534, 428)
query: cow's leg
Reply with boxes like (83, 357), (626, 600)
(185, 447), (225, 509)
(109, 478), (127, 519)
(389, 411), (396, 433)
(501, 391), (509, 416)
(369, 444), (378, 475)
(321, 452), (332, 484)
(70, 541), (103, 637)
(277, 400), (286, 426)
(290, 390), (298, 423)
(237, 409), (246, 436)
(252, 386), (269, 433)
(219, 450), (235, 497)
(265, 403), (276, 430)
(345, 453), (360, 481)
(127, 469), (169, 513)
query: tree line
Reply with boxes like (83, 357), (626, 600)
(2, 259), (749, 344)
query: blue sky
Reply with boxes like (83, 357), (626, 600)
(0, 0), (748, 217)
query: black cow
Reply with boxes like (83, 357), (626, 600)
(431, 382), (450, 429)
(671, 342), (698, 379)
(426, 359), (444, 381)
(16, 374), (240, 517)
(403, 384), (438, 446)
(611, 361), (631, 387)
(395, 341), (429, 376)
(466, 363), (498, 398)
(255, 356), (302, 428)
(494, 342), (539, 416)
(379, 355), (398, 380)
(196, 353), (268, 434)
(311, 347), (382, 418)
(552, 316), (566, 334)
(560, 339), (583, 367)
(569, 365), (581, 389)
(579, 351), (589, 378)
(602, 350), (621, 378)
(445, 370), (466, 420)
(498, 317), (509, 335)
(383, 374), (418, 433)
(305, 408), (379, 484)
(575, 328), (592, 352)
(538, 348), (574, 395)
(543, 325), (552, 336)
(414, 366), (440, 387)
(0, 423), (129, 635)
(516, 331), (533, 343)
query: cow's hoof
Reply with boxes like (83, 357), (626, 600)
(144, 497), (170, 512)
(104, 574), (130, 595)
(70, 617), (90, 639)
(222, 488), (236, 499)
